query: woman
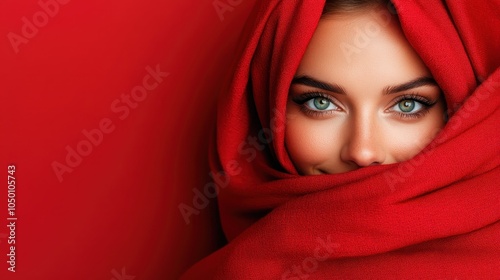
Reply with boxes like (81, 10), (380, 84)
(286, 1), (447, 174)
(182, 0), (499, 278)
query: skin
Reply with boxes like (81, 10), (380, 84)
(285, 6), (446, 175)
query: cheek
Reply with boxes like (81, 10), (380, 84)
(386, 111), (445, 162)
(285, 112), (343, 173)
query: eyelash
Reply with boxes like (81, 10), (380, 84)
(388, 94), (437, 119)
(292, 92), (438, 119)
(292, 92), (342, 117)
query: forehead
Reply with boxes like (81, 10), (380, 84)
(296, 7), (431, 91)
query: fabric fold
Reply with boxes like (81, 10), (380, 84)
(182, 0), (500, 278)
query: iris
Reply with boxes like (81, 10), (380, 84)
(313, 98), (331, 110)
(398, 100), (415, 112)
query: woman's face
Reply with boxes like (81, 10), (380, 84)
(285, 6), (446, 175)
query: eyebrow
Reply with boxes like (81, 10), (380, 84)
(291, 75), (438, 95)
(291, 75), (346, 94)
(384, 76), (438, 94)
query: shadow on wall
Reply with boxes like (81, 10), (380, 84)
(168, 0), (259, 278)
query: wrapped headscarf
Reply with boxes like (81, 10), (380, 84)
(182, 0), (500, 278)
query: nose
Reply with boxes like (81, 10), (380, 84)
(340, 115), (386, 168)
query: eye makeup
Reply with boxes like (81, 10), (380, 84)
(291, 91), (343, 118)
(385, 93), (440, 120)
(290, 90), (440, 120)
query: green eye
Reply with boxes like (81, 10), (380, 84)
(301, 95), (339, 112)
(313, 98), (331, 110)
(398, 100), (416, 112)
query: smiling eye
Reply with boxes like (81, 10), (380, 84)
(393, 99), (423, 113)
(305, 97), (338, 111)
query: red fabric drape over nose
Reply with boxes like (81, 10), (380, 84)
(182, 0), (500, 279)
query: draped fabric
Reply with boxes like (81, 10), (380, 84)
(182, 0), (500, 278)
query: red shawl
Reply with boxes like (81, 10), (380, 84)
(182, 0), (500, 278)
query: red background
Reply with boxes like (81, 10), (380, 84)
(0, 0), (256, 279)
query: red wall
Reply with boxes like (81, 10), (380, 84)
(0, 0), (255, 279)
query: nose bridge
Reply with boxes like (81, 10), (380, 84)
(352, 110), (373, 144)
(341, 109), (385, 167)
